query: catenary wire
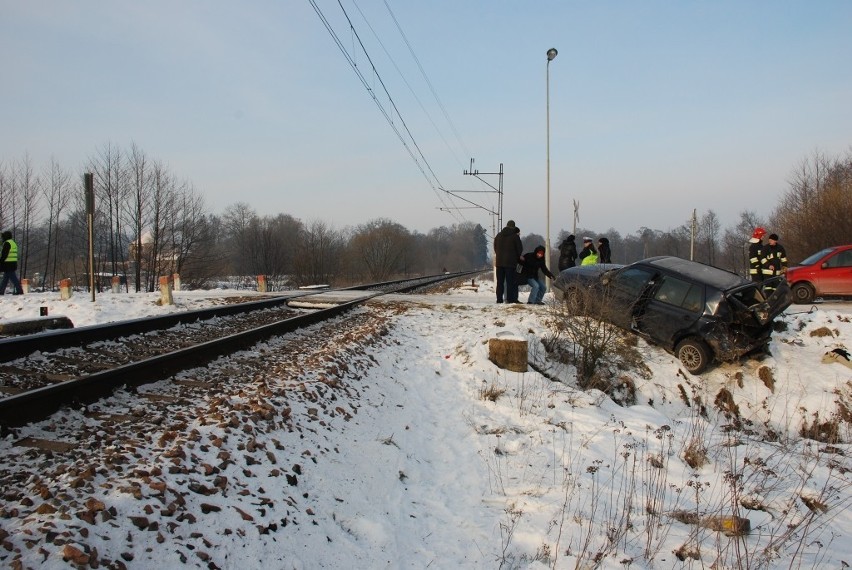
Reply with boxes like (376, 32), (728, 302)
(308, 0), (463, 223)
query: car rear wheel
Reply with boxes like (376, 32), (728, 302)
(675, 338), (711, 375)
(791, 282), (815, 304)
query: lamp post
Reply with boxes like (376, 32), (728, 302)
(545, 47), (557, 291)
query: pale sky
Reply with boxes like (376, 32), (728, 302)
(2, 1), (851, 239)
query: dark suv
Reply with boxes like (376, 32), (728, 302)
(552, 256), (792, 374)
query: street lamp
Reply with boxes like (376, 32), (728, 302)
(545, 47), (557, 291)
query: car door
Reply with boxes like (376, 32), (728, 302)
(635, 274), (704, 348)
(603, 266), (657, 329)
(819, 249), (852, 295)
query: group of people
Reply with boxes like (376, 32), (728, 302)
(557, 235), (612, 270)
(493, 220), (613, 305)
(748, 227), (788, 285)
(493, 220), (551, 304)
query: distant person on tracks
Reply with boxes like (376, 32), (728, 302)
(494, 220), (523, 304)
(0, 231), (24, 295)
(520, 245), (555, 305)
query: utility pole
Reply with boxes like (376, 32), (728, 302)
(690, 209), (697, 261)
(459, 158), (504, 232)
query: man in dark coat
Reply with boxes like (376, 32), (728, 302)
(521, 245), (555, 304)
(493, 220), (523, 303)
(558, 235), (577, 271)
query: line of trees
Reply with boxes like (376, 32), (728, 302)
(1, 146), (848, 291)
(540, 149), (852, 274)
(0, 144), (489, 291)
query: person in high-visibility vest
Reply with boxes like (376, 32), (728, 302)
(579, 237), (598, 265)
(0, 230), (24, 295)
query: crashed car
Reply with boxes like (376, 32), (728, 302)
(551, 256), (792, 374)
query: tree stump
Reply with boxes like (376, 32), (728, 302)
(488, 336), (528, 373)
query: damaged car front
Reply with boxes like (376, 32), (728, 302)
(700, 276), (792, 363)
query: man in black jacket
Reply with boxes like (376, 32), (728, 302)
(521, 245), (555, 305)
(493, 220), (523, 303)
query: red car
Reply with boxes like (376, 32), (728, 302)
(786, 245), (852, 303)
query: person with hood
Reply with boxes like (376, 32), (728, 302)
(0, 231), (24, 295)
(748, 227), (767, 282)
(597, 237), (612, 263)
(578, 237), (598, 265)
(557, 234), (578, 270)
(520, 245), (555, 305)
(493, 220), (524, 303)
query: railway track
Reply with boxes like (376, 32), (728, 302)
(0, 271), (479, 430)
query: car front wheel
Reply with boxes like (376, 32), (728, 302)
(675, 338), (711, 375)
(791, 282), (815, 304)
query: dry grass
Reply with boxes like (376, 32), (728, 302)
(479, 381), (507, 402)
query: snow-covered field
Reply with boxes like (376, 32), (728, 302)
(1, 280), (851, 569)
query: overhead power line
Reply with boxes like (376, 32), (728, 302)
(307, 0), (464, 223)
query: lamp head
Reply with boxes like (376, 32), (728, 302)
(546, 48), (558, 61)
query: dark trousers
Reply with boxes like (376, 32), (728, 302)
(0, 270), (23, 295)
(496, 266), (519, 303)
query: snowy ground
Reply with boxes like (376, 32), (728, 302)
(1, 280), (851, 569)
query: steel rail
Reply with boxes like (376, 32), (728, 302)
(0, 271), (483, 430)
(0, 271), (479, 362)
(0, 295), (378, 430)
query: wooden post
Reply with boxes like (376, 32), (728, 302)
(172, 273), (181, 292)
(257, 275), (267, 293)
(21, 278), (30, 294)
(111, 275), (121, 293)
(159, 276), (174, 305)
(59, 278), (73, 301)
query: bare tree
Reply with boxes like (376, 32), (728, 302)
(40, 158), (73, 288)
(88, 142), (129, 283)
(772, 150), (852, 262)
(15, 154), (41, 280)
(293, 219), (343, 286)
(221, 202), (258, 279)
(699, 210), (721, 265)
(348, 218), (412, 281)
(126, 143), (151, 292)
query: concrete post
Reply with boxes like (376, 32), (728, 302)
(159, 276), (174, 305)
(257, 275), (267, 293)
(111, 275), (121, 293)
(59, 278), (73, 300)
(172, 273), (181, 292)
(21, 279), (30, 294)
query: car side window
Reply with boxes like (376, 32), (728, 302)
(653, 275), (703, 313)
(610, 267), (655, 298)
(826, 250), (852, 268)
